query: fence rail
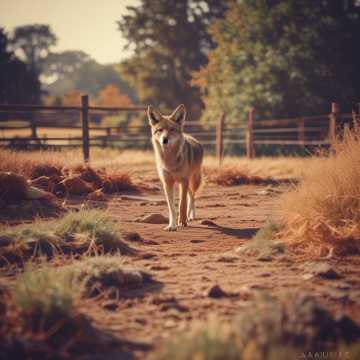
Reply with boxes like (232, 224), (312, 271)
(0, 95), (357, 164)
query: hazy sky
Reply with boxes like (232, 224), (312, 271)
(0, 0), (139, 64)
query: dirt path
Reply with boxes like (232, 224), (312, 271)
(84, 180), (360, 358)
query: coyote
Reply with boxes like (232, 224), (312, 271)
(147, 104), (203, 231)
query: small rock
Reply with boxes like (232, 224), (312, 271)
(200, 219), (218, 227)
(190, 239), (204, 243)
(304, 262), (342, 280)
(150, 265), (170, 271)
(30, 176), (55, 193)
(61, 176), (93, 195)
(102, 301), (118, 311)
(259, 272), (272, 277)
(217, 255), (238, 263)
(123, 232), (143, 242)
(136, 213), (168, 224)
(87, 189), (107, 201)
(256, 254), (273, 262)
(207, 285), (227, 299)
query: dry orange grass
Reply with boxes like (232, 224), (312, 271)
(0, 149), (138, 196)
(279, 125), (360, 257)
(204, 167), (275, 186)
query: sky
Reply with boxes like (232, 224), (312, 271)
(0, 0), (139, 64)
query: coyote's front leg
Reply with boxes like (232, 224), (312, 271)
(178, 180), (189, 227)
(163, 178), (177, 231)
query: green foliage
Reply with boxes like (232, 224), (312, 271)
(14, 263), (80, 332)
(0, 209), (134, 264)
(43, 52), (137, 102)
(0, 28), (41, 104)
(196, 0), (360, 125)
(10, 24), (57, 75)
(118, 0), (228, 119)
(55, 209), (124, 250)
(254, 219), (281, 241)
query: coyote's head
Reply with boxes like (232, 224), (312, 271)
(147, 104), (186, 147)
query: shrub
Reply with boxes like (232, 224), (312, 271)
(279, 125), (360, 256)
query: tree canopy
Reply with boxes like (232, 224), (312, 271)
(194, 0), (360, 125)
(10, 24), (57, 75)
(0, 28), (40, 104)
(118, 0), (228, 119)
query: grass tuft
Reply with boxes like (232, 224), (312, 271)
(205, 166), (277, 186)
(13, 263), (81, 333)
(153, 294), (360, 360)
(66, 256), (152, 298)
(236, 220), (284, 258)
(0, 209), (135, 265)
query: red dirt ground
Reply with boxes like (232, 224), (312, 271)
(74, 175), (360, 359)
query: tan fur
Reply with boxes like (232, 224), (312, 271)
(147, 104), (203, 231)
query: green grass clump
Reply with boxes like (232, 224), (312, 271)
(253, 219), (280, 241)
(236, 219), (284, 258)
(0, 210), (135, 265)
(13, 264), (81, 333)
(54, 209), (133, 254)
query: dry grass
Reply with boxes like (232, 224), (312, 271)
(204, 156), (316, 180)
(0, 149), (138, 199)
(153, 294), (360, 360)
(0, 148), (155, 177)
(0, 127), (106, 139)
(279, 126), (360, 257)
(204, 166), (277, 186)
(0, 147), (316, 180)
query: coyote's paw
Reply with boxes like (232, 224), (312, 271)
(178, 219), (188, 227)
(164, 225), (177, 231)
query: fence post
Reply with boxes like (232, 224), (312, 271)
(328, 102), (339, 146)
(30, 118), (37, 138)
(216, 112), (225, 167)
(298, 118), (305, 146)
(81, 95), (90, 162)
(246, 107), (255, 159)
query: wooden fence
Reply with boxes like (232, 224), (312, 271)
(0, 95), (356, 164)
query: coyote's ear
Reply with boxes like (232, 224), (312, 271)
(147, 105), (162, 126)
(170, 104), (186, 126)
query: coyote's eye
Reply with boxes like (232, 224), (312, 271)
(156, 128), (163, 134)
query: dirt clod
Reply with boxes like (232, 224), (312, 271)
(303, 262), (342, 280)
(207, 285), (228, 299)
(136, 213), (168, 224)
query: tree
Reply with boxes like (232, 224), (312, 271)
(43, 53), (137, 103)
(96, 84), (132, 107)
(0, 28), (40, 104)
(42, 50), (91, 82)
(10, 24), (57, 75)
(194, 0), (360, 125)
(117, 0), (228, 119)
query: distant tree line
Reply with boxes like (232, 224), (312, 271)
(118, 0), (360, 123)
(0, 24), (135, 108)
